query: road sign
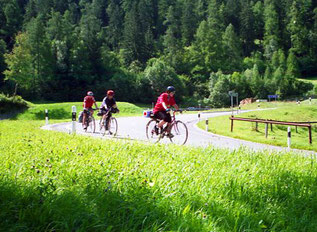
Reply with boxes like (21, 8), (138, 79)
(268, 95), (279, 99)
(228, 91), (238, 97)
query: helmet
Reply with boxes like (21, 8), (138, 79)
(87, 91), (93, 96)
(107, 90), (115, 96)
(166, 86), (175, 93)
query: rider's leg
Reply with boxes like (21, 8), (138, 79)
(158, 120), (166, 128)
(82, 112), (87, 128)
(105, 113), (111, 130)
(165, 122), (172, 133)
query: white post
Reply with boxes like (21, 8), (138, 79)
(206, 119), (209, 131)
(45, 109), (49, 125)
(198, 113), (201, 122)
(231, 96), (233, 115)
(287, 127), (291, 149)
(309, 97), (312, 105)
(72, 106), (77, 134)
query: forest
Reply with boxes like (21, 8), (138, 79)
(0, 0), (316, 106)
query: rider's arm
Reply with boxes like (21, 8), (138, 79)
(112, 104), (120, 113)
(173, 104), (179, 111)
(162, 102), (168, 110)
(94, 102), (98, 109)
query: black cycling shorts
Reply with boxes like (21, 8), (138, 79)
(154, 111), (171, 123)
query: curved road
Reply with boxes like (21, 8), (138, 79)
(42, 109), (316, 155)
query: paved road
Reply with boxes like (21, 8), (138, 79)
(42, 109), (316, 155)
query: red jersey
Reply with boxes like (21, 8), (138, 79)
(83, 96), (96, 108)
(153, 93), (176, 113)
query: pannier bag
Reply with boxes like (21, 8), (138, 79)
(143, 110), (153, 118)
(78, 111), (84, 123)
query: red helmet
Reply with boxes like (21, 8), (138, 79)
(87, 91), (93, 96)
(107, 90), (114, 96)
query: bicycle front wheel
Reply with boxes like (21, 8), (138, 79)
(99, 118), (105, 134)
(108, 117), (118, 136)
(146, 119), (161, 143)
(169, 120), (188, 145)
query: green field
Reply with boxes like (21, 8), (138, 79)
(198, 104), (317, 151)
(12, 101), (146, 121)
(1, 119), (317, 231)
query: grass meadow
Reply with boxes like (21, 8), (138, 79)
(198, 103), (317, 151)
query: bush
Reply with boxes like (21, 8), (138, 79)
(0, 94), (28, 114)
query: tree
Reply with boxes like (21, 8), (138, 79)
(181, 0), (198, 46)
(0, 39), (7, 85)
(122, 2), (144, 65)
(163, 5), (185, 71)
(250, 64), (266, 98)
(222, 24), (242, 72)
(286, 50), (300, 78)
(3, 0), (23, 46)
(26, 16), (54, 97)
(144, 58), (184, 97)
(4, 33), (33, 93)
(263, 0), (280, 57)
(106, 0), (124, 50)
(288, 0), (311, 56)
(239, 0), (256, 55)
(208, 74), (231, 108)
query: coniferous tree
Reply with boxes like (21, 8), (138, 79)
(239, 0), (256, 55)
(288, 0), (311, 56)
(0, 39), (7, 84)
(263, 0), (280, 58)
(181, 0), (198, 46)
(222, 24), (242, 72)
(163, 5), (183, 69)
(286, 50), (300, 78)
(106, 0), (124, 50)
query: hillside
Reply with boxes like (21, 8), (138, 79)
(0, 0), (316, 106)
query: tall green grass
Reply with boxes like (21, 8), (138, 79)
(1, 120), (317, 231)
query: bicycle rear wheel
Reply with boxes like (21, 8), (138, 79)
(146, 119), (161, 143)
(169, 120), (188, 145)
(108, 117), (118, 136)
(86, 116), (95, 133)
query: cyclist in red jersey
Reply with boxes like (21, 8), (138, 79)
(82, 91), (98, 129)
(153, 86), (180, 137)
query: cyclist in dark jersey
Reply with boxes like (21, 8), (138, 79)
(99, 90), (120, 131)
(153, 86), (180, 137)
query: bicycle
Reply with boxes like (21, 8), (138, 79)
(98, 108), (118, 136)
(146, 110), (188, 145)
(83, 109), (96, 133)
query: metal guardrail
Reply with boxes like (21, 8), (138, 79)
(229, 116), (313, 144)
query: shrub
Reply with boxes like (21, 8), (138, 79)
(0, 94), (28, 114)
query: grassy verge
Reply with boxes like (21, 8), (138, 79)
(14, 101), (145, 121)
(1, 120), (317, 231)
(198, 105), (317, 151)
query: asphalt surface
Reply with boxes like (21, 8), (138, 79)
(42, 109), (317, 155)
